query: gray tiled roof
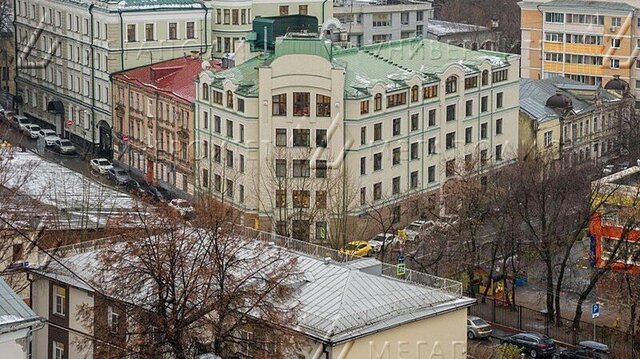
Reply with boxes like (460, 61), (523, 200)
(0, 277), (42, 332)
(32, 240), (474, 344)
(519, 77), (621, 122)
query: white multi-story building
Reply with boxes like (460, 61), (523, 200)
(333, 0), (433, 47)
(14, 0), (210, 153)
(194, 35), (520, 241)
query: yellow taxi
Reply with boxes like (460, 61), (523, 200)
(339, 241), (373, 257)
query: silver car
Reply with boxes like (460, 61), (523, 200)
(467, 316), (492, 339)
(107, 167), (131, 185)
(54, 139), (76, 154)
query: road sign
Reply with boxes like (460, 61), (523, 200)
(122, 134), (129, 142)
(66, 119), (73, 127)
(397, 262), (406, 276)
(592, 303), (600, 319)
(398, 255), (405, 263)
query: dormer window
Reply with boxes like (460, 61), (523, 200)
(445, 76), (458, 94)
(226, 90), (233, 109)
(202, 83), (209, 101)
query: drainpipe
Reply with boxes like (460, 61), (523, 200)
(12, 0), (18, 112)
(322, 0), (328, 24)
(89, 4), (96, 153)
(201, 4), (209, 57)
(118, 10), (125, 71)
(155, 92), (159, 185)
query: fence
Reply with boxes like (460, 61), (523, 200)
(470, 295), (638, 357)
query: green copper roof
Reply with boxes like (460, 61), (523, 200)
(208, 37), (512, 99)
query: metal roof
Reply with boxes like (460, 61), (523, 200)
(31, 236), (474, 345)
(519, 77), (621, 122)
(0, 277), (43, 333)
(541, 0), (635, 11)
(426, 20), (490, 37)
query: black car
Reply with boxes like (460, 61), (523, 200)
(501, 332), (556, 358)
(124, 180), (166, 202)
(557, 341), (609, 359)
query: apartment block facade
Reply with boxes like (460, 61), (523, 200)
(333, 0), (433, 47)
(210, 0), (332, 57)
(194, 36), (520, 241)
(13, 0), (209, 153)
(520, 0), (640, 106)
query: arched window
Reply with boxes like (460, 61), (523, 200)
(374, 93), (383, 111)
(481, 70), (489, 86)
(445, 76), (458, 94)
(411, 85), (419, 102)
(226, 90), (233, 109)
(202, 83), (209, 101)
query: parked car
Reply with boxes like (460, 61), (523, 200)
(557, 341), (609, 359)
(168, 199), (195, 218)
(616, 161), (630, 172)
(466, 316), (492, 339)
(0, 105), (5, 120)
(107, 167), (132, 185)
(501, 332), (556, 358)
(339, 241), (373, 257)
(368, 233), (398, 253)
(37, 128), (56, 140)
(13, 115), (30, 131)
(23, 124), (41, 139)
(89, 158), (113, 174)
(602, 164), (615, 176)
(124, 180), (165, 202)
(404, 220), (435, 241)
(53, 139), (76, 154)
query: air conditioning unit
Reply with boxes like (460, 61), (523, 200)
(610, 27), (619, 33)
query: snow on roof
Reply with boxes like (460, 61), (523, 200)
(0, 277), (43, 333)
(426, 19), (490, 37)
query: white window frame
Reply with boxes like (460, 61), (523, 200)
(168, 22), (179, 40)
(53, 341), (64, 359)
(610, 58), (620, 69)
(144, 23), (156, 42)
(53, 285), (65, 316)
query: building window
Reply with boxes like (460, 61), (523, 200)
(410, 171), (418, 189)
(544, 131), (553, 148)
(316, 94), (331, 117)
(214, 116), (221, 133)
(293, 160), (310, 177)
(53, 341), (64, 359)
(392, 176), (400, 194)
(360, 187), (366, 205)
(372, 13), (391, 27)
(293, 190), (310, 208)
(276, 190), (286, 208)
(315, 221), (326, 240)
(464, 76), (478, 89)
(496, 118), (503, 134)
(360, 100), (369, 114)
(186, 22), (195, 39)
(372, 123), (382, 141)
(316, 129), (328, 147)
(360, 157), (366, 175)
(226, 91), (233, 109)
(316, 160), (327, 178)
(445, 76), (457, 94)
(481, 96), (488, 112)
(428, 109), (436, 126)
(239, 185), (245, 203)
(446, 132), (456, 149)
(226, 179), (234, 199)
(611, 38), (621, 48)
(213, 91), (222, 105)
(411, 85), (419, 102)
(492, 69), (508, 83)
(275, 159), (286, 178)
(373, 182), (382, 201)
(428, 137), (436, 155)
(446, 159), (456, 177)
(611, 58), (620, 69)
(360, 127), (367, 145)
(480, 149), (488, 166)
(237, 98), (244, 113)
(293, 92), (310, 116)
(481, 123), (488, 139)
(446, 104), (456, 122)
(272, 94), (287, 116)
(545, 12), (564, 23)
(374, 93), (382, 111)
(411, 114), (419, 131)
(392, 147), (401, 165)
(465, 127), (472, 144)
(612, 17), (622, 27)
(53, 285), (65, 316)
(202, 84), (209, 101)
(410, 142), (419, 159)
(161, 23), (176, 41)
(392, 118), (401, 136)
(424, 85), (438, 99)
(496, 92), (503, 108)
(145, 24), (155, 41)
(373, 152), (382, 171)
(495, 144), (503, 161)
(293, 129), (310, 147)
(108, 306), (119, 334)
(280, 6), (289, 16)
(465, 100), (473, 117)
(226, 150), (234, 168)
(299, 5), (308, 15)
(232, 9), (239, 25)
(428, 165), (436, 183)
(127, 24), (136, 42)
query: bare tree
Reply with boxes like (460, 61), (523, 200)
(76, 203), (301, 359)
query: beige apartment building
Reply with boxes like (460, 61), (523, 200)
(520, 0), (640, 107)
(13, 0), (209, 153)
(194, 35), (520, 241)
(211, 0), (332, 57)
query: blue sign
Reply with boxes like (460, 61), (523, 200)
(398, 255), (405, 263)
(592, 303), (600, 319)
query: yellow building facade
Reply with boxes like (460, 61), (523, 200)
(520, 0), (640, 106)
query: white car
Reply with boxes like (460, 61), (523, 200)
(23, 124), (41, 139)
(169, 199), (195, 218)
(37, 128), (57, 140)
(14, 115), (30, 132)
(368, 233), (398, 253)
(404, 220), (435, 241)
(90, 158), (113, 174)
(43, 134), (61, 146)
(54, 139), (76, 154)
